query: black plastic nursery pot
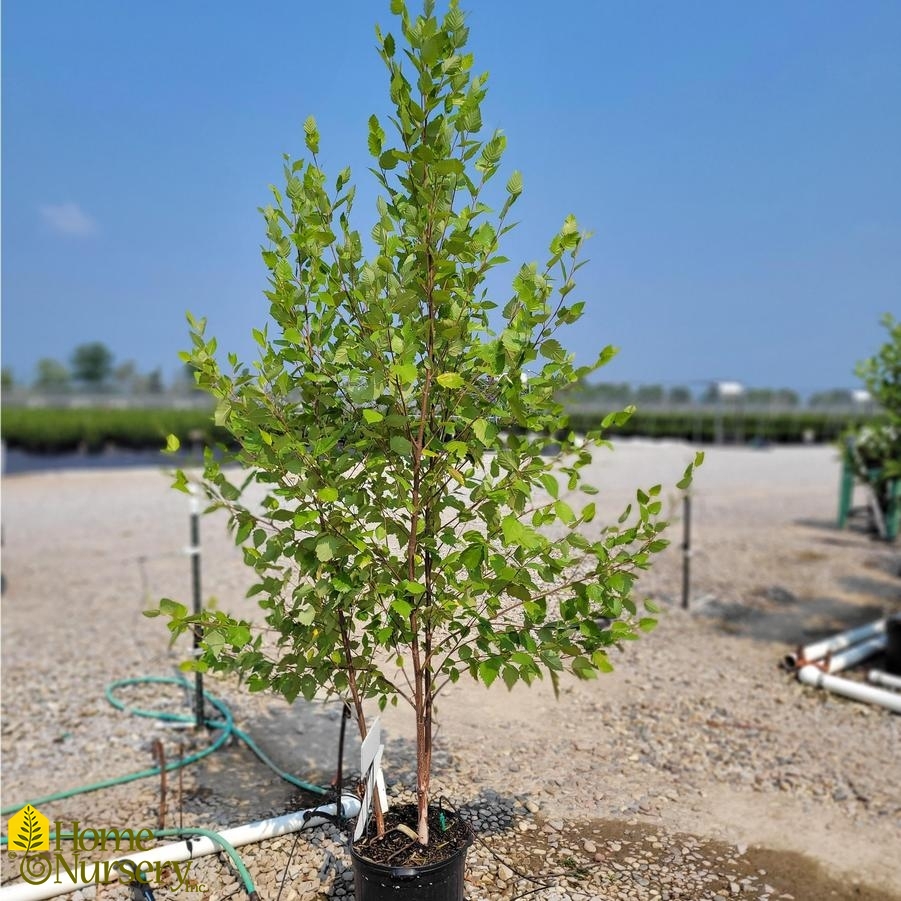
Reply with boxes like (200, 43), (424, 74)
(350, 807), (473, 901)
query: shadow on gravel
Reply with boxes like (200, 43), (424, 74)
(244, 698), (357, 783)
(839, 573), (901, 603)
(793, 515), (879, 535)
(794, 517), (879, 546)
(862, 551), (901, 578)
(180, 699), (357, 823)
(794, 517), (848, 533)
(694, 593), (887, 646)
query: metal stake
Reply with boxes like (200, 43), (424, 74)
(334, 704), (351, 819)
(682, 493), (692, 610)
(189, 488), (204, 729)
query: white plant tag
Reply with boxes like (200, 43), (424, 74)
(373, 746), (388, 812)
(354, 718), (387, 841)
(360, 718), (381, 774)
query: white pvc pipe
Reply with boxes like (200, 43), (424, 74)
(785, 618), (886, 668)
(868, 669), (901, 691)
(798, 665), (901, 714)
(0, 797), (361, 901)
(824, 635), (887, 673)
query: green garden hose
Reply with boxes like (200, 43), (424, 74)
(2, 675), (326, 818)
(1, 675), (331, 898)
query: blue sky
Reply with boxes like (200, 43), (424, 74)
(3, 1), (900, 395)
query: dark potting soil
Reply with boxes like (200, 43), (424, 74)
(353, 804), (472, 869)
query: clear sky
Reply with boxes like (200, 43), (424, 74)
(3, 1), (900, 395)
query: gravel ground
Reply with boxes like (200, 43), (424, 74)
(1, 441), (899, 901)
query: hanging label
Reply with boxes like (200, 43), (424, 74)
(354, 718), (388, 841)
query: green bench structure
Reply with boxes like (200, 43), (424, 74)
(838, 455), (900, 541)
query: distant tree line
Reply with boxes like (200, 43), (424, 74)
(0, 345), (876, 413)
(1, 342), (200, 397)
(564, 380), (875, 410)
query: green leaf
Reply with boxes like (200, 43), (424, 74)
(391, 598), (413, 618)
(539, 473), (559, 498)
(540, 339), (565, 362)
(315, 536), (340, 562)
(432, 159), (464, 176)
(403, 580), (427, 595)
(159, 598), (187, 619)
(214, 400), (230, 427)
(317, 486), (339, 502)
(204, 630), (226, 657)
(436, 372), (465, 389)
(368, 114), (385, 157)
(303, 115), (320, 153)
(379, 149), (398, 170)
(390, 434), (413, 455)
(554, 500), (575, 524)
(236, 519), (253, 544)
(501, 515), (541, 549)
(572, 656), (598, 680)
(460, 544), (483, 570)
(472, 418), (493, 444)
(478, 661), (499, 688)
(395, 362), (417, 383)
(506, 583), (532, 603)
(282, 674), (302, 704)
(229, 624), (251, 647)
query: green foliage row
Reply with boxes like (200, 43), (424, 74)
(565, 409), (867, 443)
(0, 407), (227, 453)
(1, 406), (868, 453)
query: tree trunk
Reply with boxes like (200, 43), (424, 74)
(415, 667), (432, 845)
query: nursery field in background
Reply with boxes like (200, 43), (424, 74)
(0, 405), (867, 454)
